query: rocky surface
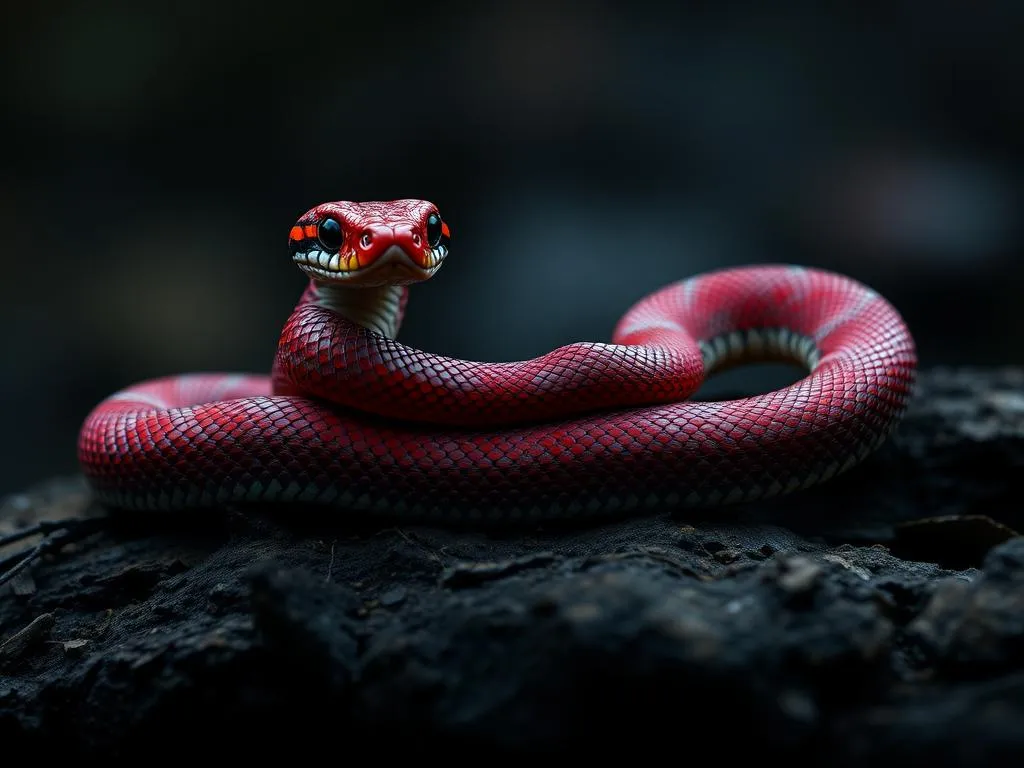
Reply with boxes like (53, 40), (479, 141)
(1, 367), (1022, 761)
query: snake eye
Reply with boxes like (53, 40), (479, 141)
(426, 212), (444, 248)
(317, 218), (343, 251)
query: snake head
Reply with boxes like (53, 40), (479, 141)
(287, 199), (450, 287)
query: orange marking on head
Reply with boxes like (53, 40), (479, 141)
(289, 226), (304, 241)
(303, 224), (318, 238)
(441, 221), (450, 238)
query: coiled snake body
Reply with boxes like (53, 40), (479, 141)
(78, 199), (917, 522)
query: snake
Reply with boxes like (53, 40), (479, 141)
(77, 198), (917, 523)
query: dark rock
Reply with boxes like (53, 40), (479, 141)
(1, 367), (1022, 761)
(904, 538), (1024, 678)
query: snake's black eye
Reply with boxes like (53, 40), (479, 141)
(426, 212), (444, 248)
(317, 218), (343, 251)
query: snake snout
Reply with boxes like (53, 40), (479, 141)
(362, 223), (447, 279)
(356, 224), (426, 267)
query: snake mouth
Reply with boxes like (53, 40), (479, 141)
(293, 243), (447, 285)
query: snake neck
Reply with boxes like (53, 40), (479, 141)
(311, 281), (408, 339)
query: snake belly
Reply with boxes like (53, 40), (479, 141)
(77, 258), (916, 523)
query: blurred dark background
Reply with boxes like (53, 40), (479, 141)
(1, 1), (1021, 498)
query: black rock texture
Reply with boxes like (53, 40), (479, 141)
(1, 367), (1023, 761)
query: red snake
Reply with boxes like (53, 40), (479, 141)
(77, 199), (917, 522)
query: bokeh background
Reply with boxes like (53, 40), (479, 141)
(2, 1), (1021, 498)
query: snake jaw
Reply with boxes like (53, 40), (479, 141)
(293, 243), (446, 287)
(293, 248), (362, 280)
(423, 242), (448, 271)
